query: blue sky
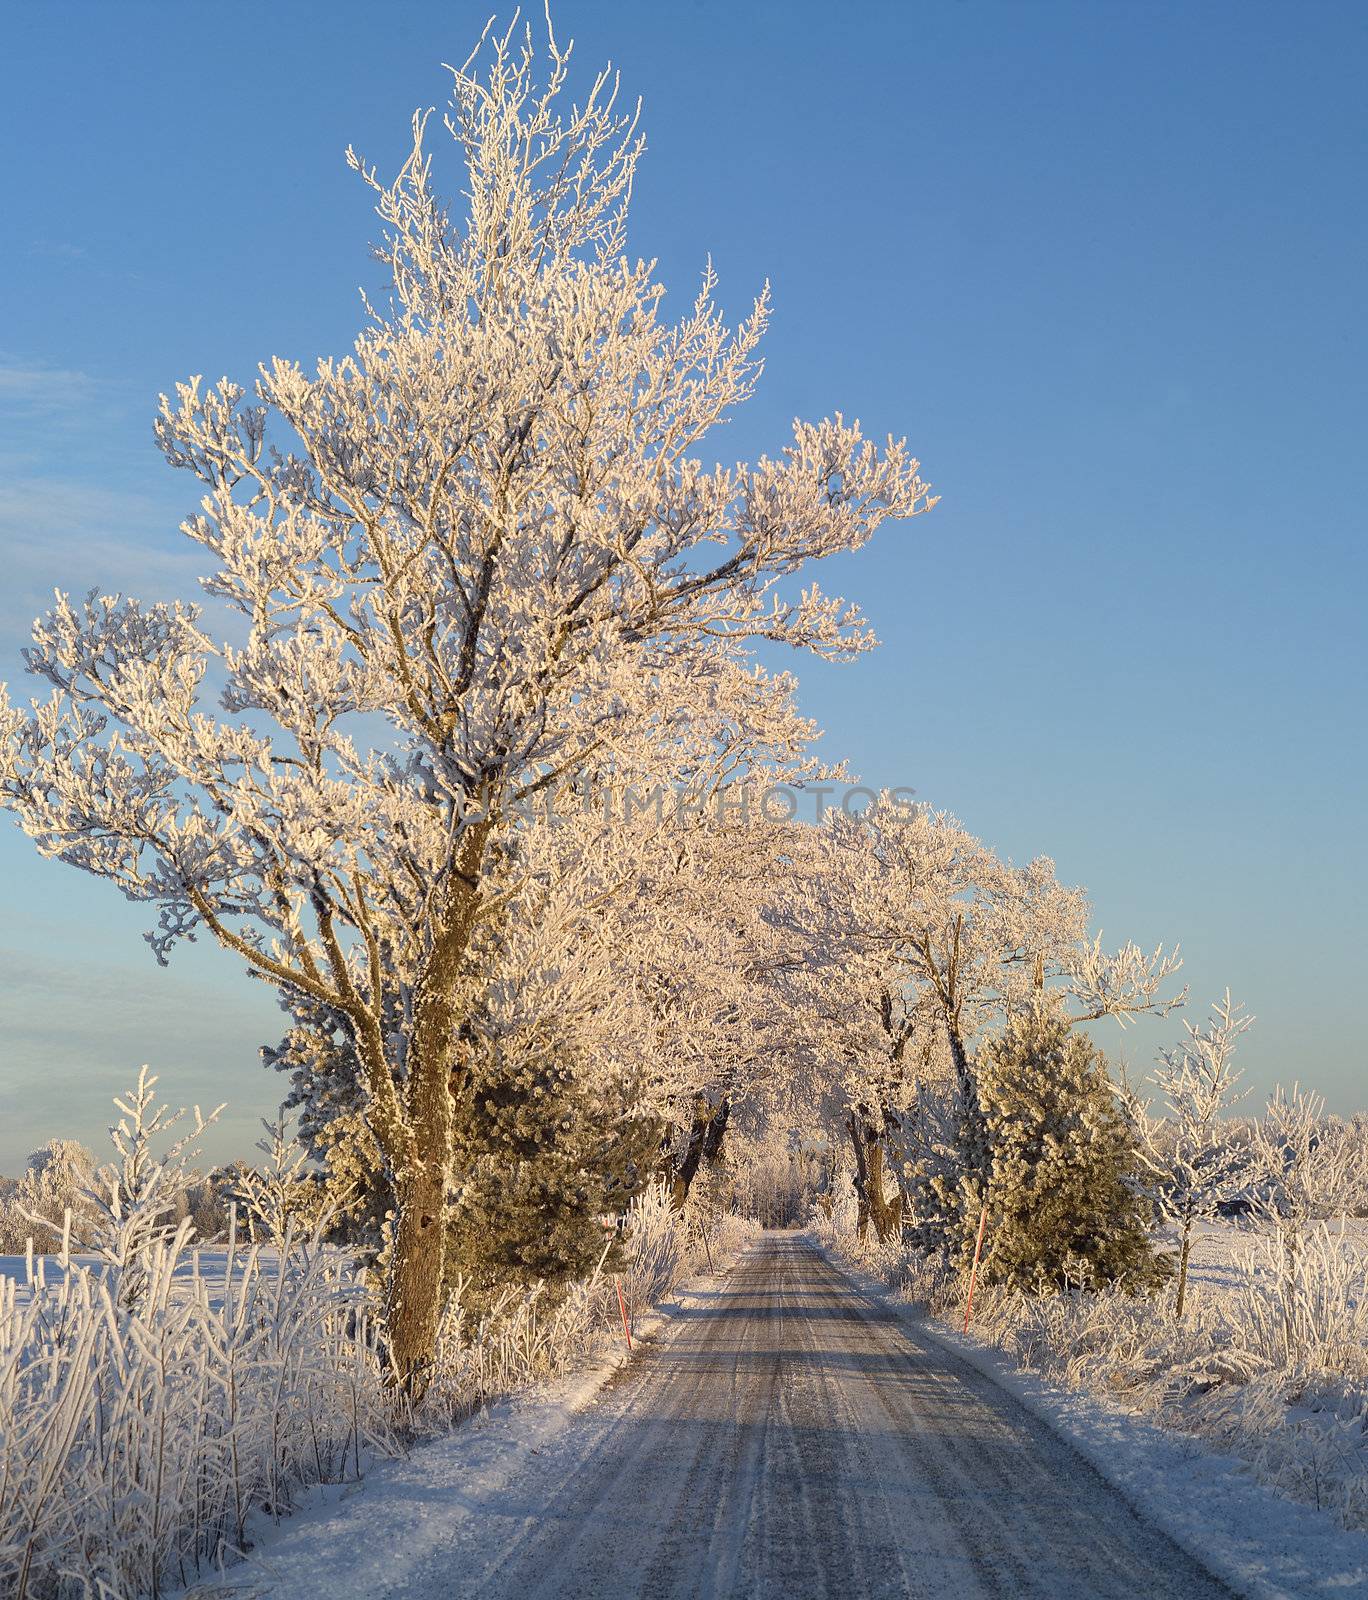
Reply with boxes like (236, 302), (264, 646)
(1, 0), (1365, 1169)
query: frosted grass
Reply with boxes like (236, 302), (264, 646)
(0, 1076), (745, 1600)
(0, 1224), (395, 1599)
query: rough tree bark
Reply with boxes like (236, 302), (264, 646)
(380, 821), (491, 1391)
(670, 1095), (731, 1210)
(847, 1107), (900, 1243)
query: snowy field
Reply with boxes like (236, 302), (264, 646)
(9, 1215), (1357, 1309)
(1181, 1216), (1368, 1303)
(0, 1245), (289, 1310)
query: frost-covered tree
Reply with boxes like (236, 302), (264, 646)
(789, 797), (1184, 1248)
(634, 809), (827, 1205)
(232, 1113), (327, 1244)
(828, 800), (1185, 1094)
(4, 1139), (98, 1251)
(751, 817), (921, 1240)
(0, 21), (933, 1385)
(1142, 990), (1253, 1317)
(1249, 1087), (1366, 1274)
(1242, 1085), (1368, 1361)
(268, 797), (812, 1294)
(182, 1173), (230, 1242)
(974, 1013), (1167, 1293)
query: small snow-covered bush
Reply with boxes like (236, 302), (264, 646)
(1195, 1371), (1368, 1527)
(424, 1271), (608, 1422)
(713, 1210), (764, 1264)
(624, 1181), (694, 1306)
(1231, 1223), (1368, 1376)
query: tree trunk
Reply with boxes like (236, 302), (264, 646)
(879, 1101), (908, 1238)
(846, 1114), (869, 1240)
(384, 821), (491, 1394)
(670, 1096), (730, 1209)
(1174, 1213), (1193, 1319)
(947, 1026), (974, 1104)
(865, 1138), (899, 1243)
(387, 1143), (450, 1388)
(846, 1105), (900, 1244)
(846, 1111), (872, 1242)
(702, 1096), (730, 1164)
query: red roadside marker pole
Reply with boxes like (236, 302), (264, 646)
(963, 1200), (989, 1334)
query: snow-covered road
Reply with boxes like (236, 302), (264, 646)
(355, 1235), (1231, 1598)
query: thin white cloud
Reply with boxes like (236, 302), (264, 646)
(26, 240), (87, 262)
(0, 357), (202, 646)
(0, 476), (202, 643)
(0, 356), (110, 414)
